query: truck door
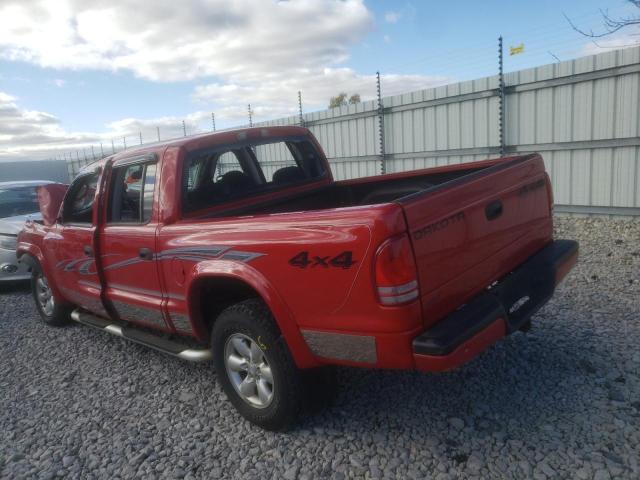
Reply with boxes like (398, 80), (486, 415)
(44, 167), (107, 317)
(99, 156), (168, 331)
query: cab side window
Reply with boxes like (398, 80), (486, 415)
(62, 171), (100, 225)
(108, 162), (157, 223)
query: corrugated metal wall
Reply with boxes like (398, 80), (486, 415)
(257, 46), (640, 216)
(504, 48), (640, 215)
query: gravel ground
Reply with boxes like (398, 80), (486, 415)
(1, 216), (638, 480)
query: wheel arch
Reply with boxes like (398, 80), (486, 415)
(17, 250), (41, 272)
(17, 243), (44, 272)
(186, 263), (318, 369)
(17, 246), (72, 307)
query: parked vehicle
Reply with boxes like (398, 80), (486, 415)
(17, 126), (578, 430)
(0, 180), (56, 281)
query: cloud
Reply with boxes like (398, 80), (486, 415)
(0, 91), (102, 160)
(385, 11), (401, 23)
(0, 0), (452, 161)
(1, 61), (452, 162)
(581, 33), (639, 56)
(193, 68), (451, 121)
(50, 79), (66, 87)
(0, 0), (373, 82)
(384, 5), (416, 24)
(106, 112), (214, 141)
(0, 91), (216, 161)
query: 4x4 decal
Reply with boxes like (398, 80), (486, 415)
(288, 251), (356, 269)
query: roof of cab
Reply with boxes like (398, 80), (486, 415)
(116, 125), (309, 160)
(76, 126), (311, 176)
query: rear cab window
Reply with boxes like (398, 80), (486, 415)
(183, 137), (325, 213)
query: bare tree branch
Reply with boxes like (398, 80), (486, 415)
(564, 1), (640, 39)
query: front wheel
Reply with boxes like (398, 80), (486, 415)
(31, 269), (70, 326)
(211, 299), (302, 431)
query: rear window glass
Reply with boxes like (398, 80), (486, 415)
(183, 137), (325, 213)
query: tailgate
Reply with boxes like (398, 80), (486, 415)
(399, 154), (553, 328)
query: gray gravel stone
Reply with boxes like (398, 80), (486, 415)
(1, 216), (639, 479)
(448, 417), (464, 431)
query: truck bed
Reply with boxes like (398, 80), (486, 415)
(217, 162), (491, 216)
(218, 154), (553, 329)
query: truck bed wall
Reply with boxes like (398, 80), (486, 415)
(216, 165), (486, 217)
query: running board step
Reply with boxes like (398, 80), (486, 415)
(70, 310), (212, 362)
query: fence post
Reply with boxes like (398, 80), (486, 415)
(376, 71), (386, 174)
(90, 145), (95, 160)
(248, 104), (253, 127)
(498, 36), (505, 157)
(157, 126), (161, 141)
(182, 120), (187, 137)
(67, 152), (72, 180)
(111, 139), (115, 154)
(123, 136), (127, 150)
(100, 143), (104, 157)
(139, 131), (143, 145)
(298, 91), (304, 127)
(211, 113), (216, 132)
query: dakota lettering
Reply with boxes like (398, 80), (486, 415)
(413, 211), (465, 240)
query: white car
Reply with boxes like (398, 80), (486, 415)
(0, 180), (56, 281)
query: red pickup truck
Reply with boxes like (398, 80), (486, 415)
(17, 126), (577, 430)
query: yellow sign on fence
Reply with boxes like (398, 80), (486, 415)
(510, 43), (525, 56)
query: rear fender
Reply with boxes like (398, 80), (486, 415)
(186, 260), (318, 369)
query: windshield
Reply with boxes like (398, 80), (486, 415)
(0, 186), (41, 218)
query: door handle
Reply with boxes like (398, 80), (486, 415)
(485, 200), (503, 221)
(83, 245), (93, 257)
(139, 248), (154, 261)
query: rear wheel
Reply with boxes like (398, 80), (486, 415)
(211, 298), (302, 431)
(31, 269), (70, 326)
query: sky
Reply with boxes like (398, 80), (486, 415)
(0, 0), (639, 163)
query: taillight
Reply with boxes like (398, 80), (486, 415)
(374, 234), (419, 306)
(544, 172), (554, 214)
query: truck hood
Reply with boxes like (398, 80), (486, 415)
(0, 212), (42, 235)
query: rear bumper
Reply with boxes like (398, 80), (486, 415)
(412, 239), (578, 372)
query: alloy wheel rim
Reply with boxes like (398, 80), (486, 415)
(224, 333), (274, 409)
(36, 273), (55, 316)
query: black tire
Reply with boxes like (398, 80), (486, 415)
(31, 266), (71, 327)
(211, 298), (302, 431)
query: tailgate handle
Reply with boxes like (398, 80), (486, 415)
(485, 200), (503, 221)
